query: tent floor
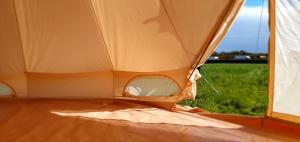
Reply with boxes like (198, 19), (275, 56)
(0, 99), (299, 142)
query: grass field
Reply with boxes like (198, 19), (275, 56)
(178, 63), (269, 116)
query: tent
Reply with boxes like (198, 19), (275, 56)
(0, 0), (299, 141)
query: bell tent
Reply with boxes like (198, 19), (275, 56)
(0, 0), (300, 141)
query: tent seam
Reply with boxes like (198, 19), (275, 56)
(174, 0), (238, 104)
(12, 0), (28, 72)
(198, 0), (245, 66)
(12, 0), (29, 98)
(88, 0), (115, 98)
(160, 1), (193, 63)
(189, 0), (235, 70)
(88, 0), (114, 70)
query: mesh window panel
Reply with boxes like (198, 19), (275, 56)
(125, 76), (180, 97)
(0, 82), (14, 96)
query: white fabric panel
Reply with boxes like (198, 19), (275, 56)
(273, 0), (300, 116)
(91, 0), (191, 72)
(14, 0), (112, 73)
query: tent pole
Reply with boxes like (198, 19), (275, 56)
(266, 0), (275, 117)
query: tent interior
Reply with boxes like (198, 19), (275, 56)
(0, 0), (300, 141)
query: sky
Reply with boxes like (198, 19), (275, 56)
(216, 0), (269, 53)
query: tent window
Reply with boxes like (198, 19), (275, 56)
(0, 82), (14, 97)
(124, 76), (180, 97)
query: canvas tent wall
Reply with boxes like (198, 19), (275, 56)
(0, 0), (243, 105)
(268, 0), (300, 124)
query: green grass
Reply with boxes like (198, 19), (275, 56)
(178, 63), (269, 116)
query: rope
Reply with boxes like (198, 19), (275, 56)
(255, 0), (266, 54)
(202, 77), (220, 95)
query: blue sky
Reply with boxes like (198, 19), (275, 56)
(216, 0), (269, 53)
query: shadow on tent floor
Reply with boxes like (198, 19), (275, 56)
(0, 99), (299, 142)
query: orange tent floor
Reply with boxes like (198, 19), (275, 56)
(0, 99), (299, 142)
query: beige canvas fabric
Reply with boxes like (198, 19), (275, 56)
(0, 0), (25, 76)
(199, 0), (244, 65)
(114, 68), (190, 97)
(14, 0), (113, 73)
(162, 0), (231, 62)
(0, 0), (243, 99)
(90, 0), (191, 71)
(0, 0), (27, 97)
(27, 71), (113, 98)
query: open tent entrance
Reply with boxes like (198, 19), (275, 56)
(179, 0), (269, 116)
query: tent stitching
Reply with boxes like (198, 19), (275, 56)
(11, 0), (28, 72)
(88, 0), (114, 70)
(11, 0), (29, 98)
(173, 0), (237, 104)
(199, 0), (245, 66)
(160, 1), (193, 63)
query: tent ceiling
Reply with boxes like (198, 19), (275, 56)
(0, 0), (244, 98)
(1, 0), (236, 73)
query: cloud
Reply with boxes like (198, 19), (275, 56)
(216, 4), (269, 53)
(238, 1), (268, 18)
(238, 6), (268, 18)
